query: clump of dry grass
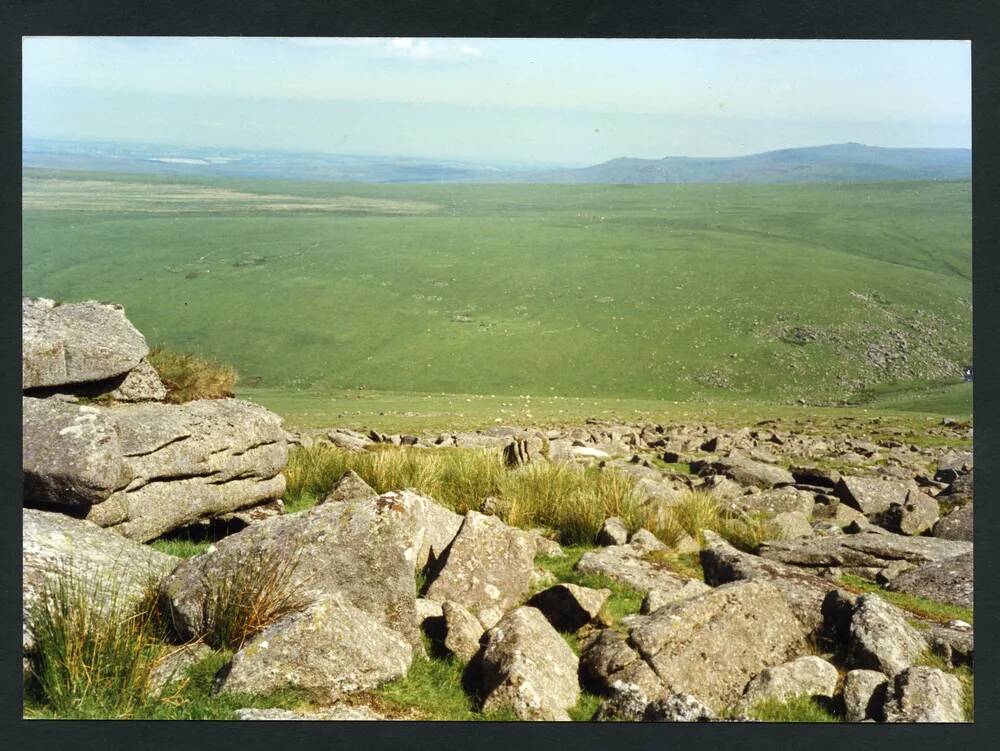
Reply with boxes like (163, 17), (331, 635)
(148, 346), (238, 403)
(28, 564), (164, 718)
(198, 548), (307, 651)
(646, 490), (782, 552)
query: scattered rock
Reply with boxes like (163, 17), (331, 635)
(888, 552), (973, 608)
(425, 511), (536, 625)
(848, 594), (927, 676)
(724, 486), (815, 516)
(576, 545), (692, 595)
(22, 509), (179, 654)
(442, 600), (486, 661)
(321, 469), (377, 505)
(479, 606), (580, 721)
(628, 528), (667, 552)
(770, 511), (815, 539)
(842, 669), (890, 722)
(597, 517), (629, 546)
(644, 691), (717, 722)
(879, 490), (939, 536)
(882, 666), (965, 723)
(22, 297), (149, 390)
(529, 583), (611, 632)
(694, 453), (794, 489)
(626, 580), (808, 711)
(933, 504), (973, 541)
(640, 580), (712, 614)
(835, 476), (911, 517)
(217, 594), (412, 703)
(736, 656), (838, 710)
(503, 436), (545, 467)
(161, 492), (422, 648)
(109, 359), (168, 402)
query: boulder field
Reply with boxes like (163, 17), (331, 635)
(21, 297), (973, 722)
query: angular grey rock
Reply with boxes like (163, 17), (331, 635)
(217, 594), (412, 703)
(927, 622), (974, 668)
(415, 597), (444, 625)
(628, 528), (667, 552)
(22, 297), (149, 389)
(579, 628), (665, 697)
(528, 583), (611, 632)
(480, 606), (580, 721)
(888, 552), (973, 608)
(644, 691), (717, 722)
(22, 509), (179, 654)
(641, 580), (712, 614)
(24, 396), (288, 541)
(627, 580), (808, 711)
(842, 669), (890, 722)
(770, 511), (815, 539)
(699, 530), (842, 636)
(694, 453), (794, 489)
(442, 600), (486, 661)
(234, 706), (388, 720)
(321, 469), (377, 505)
(148, 643), (213, 697)
(848, 594), (927, 676)
(503, 436), (544, 467)
(23, 397), (132, 507)
(108, 359), (168, 402)
(326, 430), (371, 452)
(424, 511), (536, 623)
(811, 499), (867, 528)
(933, 504), (973, 541)
(597, 517), (629, 546)
(736, 656), (838, 711)
(790, 466), (842, 489)
(880, 490), (939, 536)
(576, 545), (692, 595)
(594, 680), (651, 721)
(723, 486), (815, 516)
(758, 531), (971, 578)
(161, 492), (422, 648)
(882, 666), (965, 723)
(835, 476), (911, 516)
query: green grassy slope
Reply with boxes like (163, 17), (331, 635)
(22, 170), (971, 408)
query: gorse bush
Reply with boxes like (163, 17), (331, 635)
(198, 547), (307, 651)
(283, 444), (778, 549)
(28, 565), (163, 718)
(148, 346), (238, 403)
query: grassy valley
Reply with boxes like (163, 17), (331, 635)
(22, 169), (971, 427)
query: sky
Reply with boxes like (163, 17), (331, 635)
(22, 37), (971, 166)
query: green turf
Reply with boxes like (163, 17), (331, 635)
(22, 170), (971, 411)
(839, 574), (973, 625)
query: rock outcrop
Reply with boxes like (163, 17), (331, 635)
(24, 396), (288, 541)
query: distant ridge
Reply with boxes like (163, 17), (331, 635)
(23, 139), (970, 184)
(522, 143), (971, 184)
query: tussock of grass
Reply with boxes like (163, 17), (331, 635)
(284, 445), (647, 544)
(148, 346), (238, 403)
(27, 565), (164, 718)
(648, 490), (782, 552)
(838, 574), (973, 625)
(745, 694), (839, 722)
(197, 548), (308, 650)
(568, 691), (602, 721)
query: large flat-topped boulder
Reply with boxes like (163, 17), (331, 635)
(23, 297), (149, 390)
(758, 531), (971, 577)
(22, 509), (180, 654)
(23, 396), (287, 541)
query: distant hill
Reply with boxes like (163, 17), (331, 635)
(523, 143), (971, 184)
(23, 139), (969, 184)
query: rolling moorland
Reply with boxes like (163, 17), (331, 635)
(21, 156), (975, 723)
(22, 167), (971, 430)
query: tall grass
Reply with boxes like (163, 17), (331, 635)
(197, 548), (308, 651)
(147, 346), (238, 403)
(28, 565), (163, 718)
(284, 445), (784, 549)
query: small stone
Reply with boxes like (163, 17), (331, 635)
(597, 517), (629, 546)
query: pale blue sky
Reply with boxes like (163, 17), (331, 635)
(23, 37), (971, 165)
